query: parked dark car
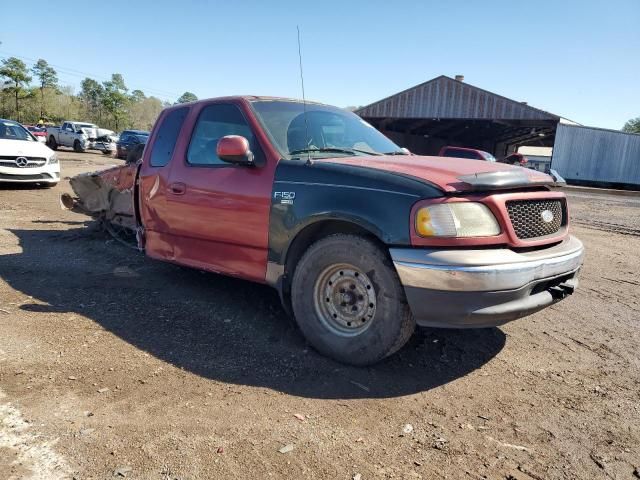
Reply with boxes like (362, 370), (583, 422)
(500, 152), (529, 166)
(438, 146), (496, 161)
(116, 130), (149, 159)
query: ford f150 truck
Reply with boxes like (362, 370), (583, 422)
(47, 121), (116, 154)
(62, 97), (584, 365)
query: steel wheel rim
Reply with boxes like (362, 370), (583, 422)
(313, 263), (377, 337)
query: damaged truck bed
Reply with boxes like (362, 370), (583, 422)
(61, 163), (137, 231)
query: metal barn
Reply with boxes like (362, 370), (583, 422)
(356, 75), (564, 158)
(357, 75), (640, 189)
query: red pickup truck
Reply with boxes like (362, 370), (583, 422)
(64, 96), (584, 365)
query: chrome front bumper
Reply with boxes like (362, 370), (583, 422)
(391, 236), (584, 328)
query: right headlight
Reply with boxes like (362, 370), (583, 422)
(48, 154), (58, 165)
(415, 202), (501, 238)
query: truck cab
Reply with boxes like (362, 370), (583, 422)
(66, 97), (584, 365)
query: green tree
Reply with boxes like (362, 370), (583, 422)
(101, 73), (129, 130)
(31, 59), (58, 120)
(79, 78), (105, 123)
(0, 57), (32, 121)
(622, 117), (640, 134)
(130, 89), (145, 103)
(0, 82), (10, 118)
(129, 95), (163, 130)
(176, 91), (198, 104)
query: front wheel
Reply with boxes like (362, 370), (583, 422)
(73, 140), (84, 153)
(291, 234), (415, 366)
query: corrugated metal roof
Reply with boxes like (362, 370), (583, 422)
(356, 76), (560, 121)
(552, 124), (640, 185)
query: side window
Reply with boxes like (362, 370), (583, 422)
(120, 133), (130, 143)
(187, 103), (261, 166)
(149, 107), (188, 167)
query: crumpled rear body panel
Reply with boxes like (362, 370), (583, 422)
(64, 164), (137, 230)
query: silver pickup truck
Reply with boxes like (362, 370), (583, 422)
(47, 121), (116, 154)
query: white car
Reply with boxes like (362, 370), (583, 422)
(0, 119), (60, 187)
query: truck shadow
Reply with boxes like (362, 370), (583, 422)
(3, 226), (505, 399)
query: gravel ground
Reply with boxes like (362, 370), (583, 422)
(0, 151), (639, 479)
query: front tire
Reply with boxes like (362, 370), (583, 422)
(291, 234), (415, 366)
(73, 140), (84, 153)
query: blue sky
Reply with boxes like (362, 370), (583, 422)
(2, 0), (638, 129)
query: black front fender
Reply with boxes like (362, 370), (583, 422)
(267, 159), (442, 270)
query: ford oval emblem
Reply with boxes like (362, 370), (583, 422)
(540, 209), (554, 223)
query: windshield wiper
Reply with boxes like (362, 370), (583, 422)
(383, 150), (409, 155)
(289, 147), (382, 157)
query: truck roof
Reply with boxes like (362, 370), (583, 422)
(164, 96), (327, 109)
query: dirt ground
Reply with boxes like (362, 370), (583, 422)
(0, 150), (639, 480)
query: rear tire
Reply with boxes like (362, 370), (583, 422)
(48, 136), (57, 150)
(291, 234), (415, 366)
(73, 140), (84, 153)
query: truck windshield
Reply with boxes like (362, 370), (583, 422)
(0, 121), (35, 141)
(251, 100), (404, 159)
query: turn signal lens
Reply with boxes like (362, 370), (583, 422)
(415, 203), (500, 238)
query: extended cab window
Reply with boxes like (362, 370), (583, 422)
(187, 103), (259, 166)
(150, 107), (188, 167)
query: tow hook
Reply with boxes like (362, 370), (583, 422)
(549, 281), (575, 300)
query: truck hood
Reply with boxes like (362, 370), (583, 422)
(314, 155), (555, 193)
(0, 138), (54, 158)
(79, 127), (98, 138)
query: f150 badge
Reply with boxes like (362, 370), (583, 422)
(274, 191), (296, 205)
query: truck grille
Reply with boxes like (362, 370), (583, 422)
(506, 199), (565, 240)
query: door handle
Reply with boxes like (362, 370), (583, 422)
(168, 182), (186, 195)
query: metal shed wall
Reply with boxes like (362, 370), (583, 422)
(552, 124), (640, 186)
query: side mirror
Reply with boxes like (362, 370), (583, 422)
(217, 135), (254, 166)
